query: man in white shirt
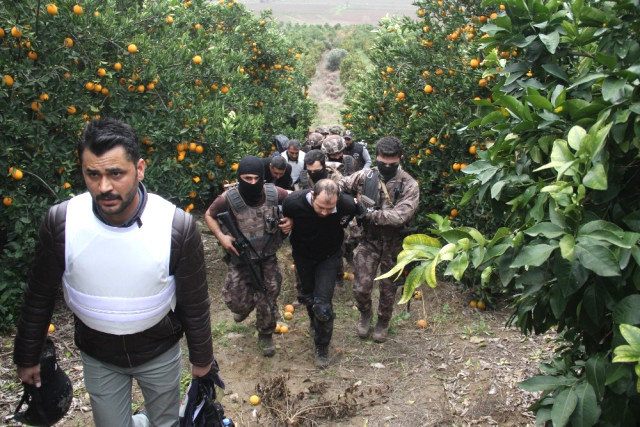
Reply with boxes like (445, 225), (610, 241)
(282, 139), (306, 183)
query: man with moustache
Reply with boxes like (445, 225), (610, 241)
(281, 139), (306, 183)
(14, 118), (216, 426)
(262, 155), (293, 190)
(205, 156), (292, 357)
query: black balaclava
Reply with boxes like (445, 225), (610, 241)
(237, 155), (264, 206)
(378, 163), (399, 182)
(309, 168), (328, 183)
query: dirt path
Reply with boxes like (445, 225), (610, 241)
(308, 51), (346, 128)
(1, 216), (553, 426)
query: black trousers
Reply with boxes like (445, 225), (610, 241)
(293, 249), (341, 346)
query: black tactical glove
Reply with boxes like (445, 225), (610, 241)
(354, 201), (368, 227)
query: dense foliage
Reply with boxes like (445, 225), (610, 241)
(365, 0), (640, 424)
(0, 0), (315, 327)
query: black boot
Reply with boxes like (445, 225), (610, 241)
(314, 345), (329, 369)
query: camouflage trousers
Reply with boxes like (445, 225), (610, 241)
(352, 237), (403, 321)
(222, 255), (281, 335)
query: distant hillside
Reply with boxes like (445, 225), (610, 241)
(238, 0), (416, 25)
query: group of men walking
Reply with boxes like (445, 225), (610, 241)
(206, 129), (419, 368)
(12, 118), (419, 426)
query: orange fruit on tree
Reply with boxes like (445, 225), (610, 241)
(3, 197), (13, 207)
(192, 55), (202, 64)
(452, 162), (461, 171)
(30, 101), (42, 111)
(231, 163), (239, 171)
(97, 68), (106, 77)
(137, 84), (145, 92)
(435, 68), (443, 76)
(477, 301), (486, 310)
(423, 84), (433, 94)
(469, 58), (480, 68)
(10, 168), (24, 180)
(4, 75), (14, 86)
(413, 290), (422, 300)
(127, 44), (137, 53)
(11, 26), (22, 38)
(46, 4), (58, 15)
(166, 15), (174, 24)
(27, 51), (38, 60)
(64, 37), (74, 47)
(39, 93), (49, 101)
(470, 300), (477, 308)
(284, 304), (295, 313)
(450, 208), (459, 217)
(275, 324), (282, 333)
(478, 78), (487, 87)
(67, 105), (77, 114)
(63, 182), (71, 189)
(113, 62), (122, 71)
(73, 4), (83, 14)
(0, 28), (5, 37)
(469, 145), (477, 155)
(416, 319), (428, 328)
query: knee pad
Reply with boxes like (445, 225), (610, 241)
(312, 301), (335, 322)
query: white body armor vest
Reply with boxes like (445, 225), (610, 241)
(62, 192), (177, 335)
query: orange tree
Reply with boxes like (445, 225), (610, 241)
(341, 0), (496, 230)
(379, 0), (640, 424)
(0, 0), (314, 327)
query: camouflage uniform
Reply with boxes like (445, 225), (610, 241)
(222, 257), (281, 335)
(209, 184), (286, 335)
(303, 132), (325, 153)
(340, 167), (419, 321)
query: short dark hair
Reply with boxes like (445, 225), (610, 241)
(313, 178), (339, 199)
(78, 118), (139, 164)
(287, 139), (302, 150)
(270, 155), (287, 170)
(375, 136), (403, 157)
(304, 149), (325, 168)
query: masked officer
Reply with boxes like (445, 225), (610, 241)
(205, 156), (292, 356)
(339, 136), (419, 343)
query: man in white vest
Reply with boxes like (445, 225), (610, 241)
(14, 118), (216, 427)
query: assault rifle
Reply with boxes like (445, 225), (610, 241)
(216, 212), (267, 295)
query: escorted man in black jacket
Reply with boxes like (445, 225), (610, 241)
(282, 179), (361, 368)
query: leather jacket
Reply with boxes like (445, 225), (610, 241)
(13, 184), (214, 369)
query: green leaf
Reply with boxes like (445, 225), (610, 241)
(612, 296), (640, 325)
(403, 233), (442, 249)
(569, 73), (606, 89)
(612, 345), (640, 363)
(574, 243), (621, 277)
(480, 110), (508, 126)
(602, 77), (627, 103)
(518, 375), (577, 392)
(445, 252), (468, 281)
(570, 382), (600, 427)
(583, 163), (608, 190)
(539, 31), (560, 54)
(524, 222), (565, 238)
(511, 244), (557, 268)
(585, 353), (607, 400)
(399, 263), (428, 304)
(524, 94), (554, 111)
(567, 126), (587, 151)
(494, 93), (525, 119)
(551, 388), (578, 427)
(559, 234), (575, 261)
(594, 52), (617, 70)
(543, 62), (570, 82)
(620, 324), (640, 348)
(425, 256), (439, 288)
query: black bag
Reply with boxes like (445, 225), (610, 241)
(179, 363), (232, 427)
(14, 338), (73, 426)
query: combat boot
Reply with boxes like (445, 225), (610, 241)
(372, 319), (390, 343)
(314, 345), (329, 369)
(233, 312), (249, 323)
(356, 310), (373, 339)
(259, 334), (275, 357)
